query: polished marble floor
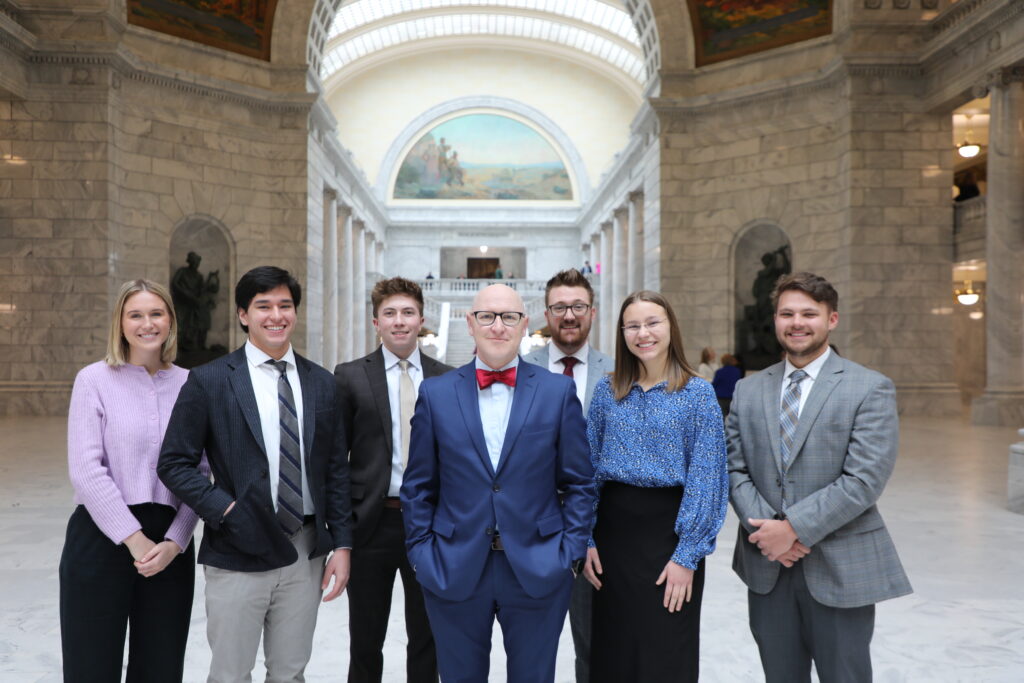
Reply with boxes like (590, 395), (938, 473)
(1, 415), (1022, 682)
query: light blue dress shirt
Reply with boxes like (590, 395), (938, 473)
(475, 356), (519, 471)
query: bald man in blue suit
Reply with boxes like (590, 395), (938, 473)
(401, 284), (596, 683)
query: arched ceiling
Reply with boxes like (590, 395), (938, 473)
(307, 0), (661, 88)
(320, 0), (647, 89)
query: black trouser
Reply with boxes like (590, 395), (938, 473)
(347, 507), (438, 683)
(59, 503), (195, 683)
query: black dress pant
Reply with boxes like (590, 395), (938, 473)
(347, 507), (437, 683)
(59, 503), (195, 683)
(591, 483), (705, 683)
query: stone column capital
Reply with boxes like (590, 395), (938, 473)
(628, 190), (644, 203)
(977, 66), (1024, 97)
(613, 206), (629, 218)
(337, 203), (352, 219)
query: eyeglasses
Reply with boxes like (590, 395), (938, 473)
(471, 311), (525, 326)
(622, 319), (666, 336)
(547, 303), (591, 317)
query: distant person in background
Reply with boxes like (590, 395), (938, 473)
(697, 347), (719, 382)
(61, 279), (201, 683)
(712, 354), (743, 416)
(954, 169), (980, 202)
(425, 272), (435, 280)
(495, 266), (504, 279)
(581, 261), (593, 275)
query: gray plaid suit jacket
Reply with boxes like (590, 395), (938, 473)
(726, 351), (912, 608)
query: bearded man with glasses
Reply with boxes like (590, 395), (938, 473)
(523, 268), (612, 683)
(400, 283), (596, 683)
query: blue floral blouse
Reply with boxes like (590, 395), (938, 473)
(586, 374), (729, 569)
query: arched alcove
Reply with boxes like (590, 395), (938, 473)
(169, 215), (236, 366)
(731, 221), (791, 371)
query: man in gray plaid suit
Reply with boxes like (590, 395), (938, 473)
(727, 272), (911, 683)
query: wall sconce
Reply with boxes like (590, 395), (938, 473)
(954, 280), (983, 306)
(957, 114), (982, 158)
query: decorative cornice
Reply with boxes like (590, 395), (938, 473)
(928, 0), (990, 38)
(19, 43), (316, 114)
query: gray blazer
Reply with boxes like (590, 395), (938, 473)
(522, 343), (613, 413)
(726, 351), (912, 608)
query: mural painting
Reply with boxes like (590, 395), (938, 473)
(127, 0), (278, 61)
(393, 113), (573, 201)
(687, 0), (832, 67)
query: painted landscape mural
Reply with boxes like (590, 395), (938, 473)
(688, 0), (832, 66)
(393, 113), (573, 201)
(127, 0), (277, 61)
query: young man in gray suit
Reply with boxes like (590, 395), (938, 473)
(523, 268), (612, 683)
(334, 277), (453, 683)
(727, 272), (912, 683)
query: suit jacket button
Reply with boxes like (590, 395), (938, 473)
(485, 527), (493, 536)
(776, 477), (782, 487)
(492, 484), (501, 492)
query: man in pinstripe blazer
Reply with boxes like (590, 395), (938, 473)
(727, 272), (911, 683)
(523, 268), (612, 683)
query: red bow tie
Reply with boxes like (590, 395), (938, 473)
(476, 367), (517, 389)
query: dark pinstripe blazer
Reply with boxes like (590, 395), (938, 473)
(158, 345), (353, 572)
(727, 351), (912, 608)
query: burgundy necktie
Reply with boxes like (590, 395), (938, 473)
(560, 356), (579, 378)
(476, 367), (517, 389)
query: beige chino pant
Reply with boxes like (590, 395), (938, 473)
(205, 525), (325, 683)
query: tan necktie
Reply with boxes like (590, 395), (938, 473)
(399, 359), (414, 468)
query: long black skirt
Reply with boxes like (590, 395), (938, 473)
(591, 482), (705, 683)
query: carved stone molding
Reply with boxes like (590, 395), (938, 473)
(864, 0), (883, 9)
(893, 0), (911, 10)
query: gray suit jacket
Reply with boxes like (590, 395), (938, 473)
(726, 351), (912, 608)
(522, 343), (613, 413)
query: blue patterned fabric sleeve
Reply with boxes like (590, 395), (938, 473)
(672, 380), (729, 569)
(585, 376), (613, 548)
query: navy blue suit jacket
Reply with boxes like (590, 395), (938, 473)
(400, 359), (596, 601)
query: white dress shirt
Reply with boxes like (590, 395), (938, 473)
(476, 356), (518, 472)
(382, 345), (423, 496)
(546, 342), (590, 407)
(245, 341), (314, 515)
(780, 346), (832, 417)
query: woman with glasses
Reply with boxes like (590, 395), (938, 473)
(583, 290), (728, 682)
(60, 279), (201, 682)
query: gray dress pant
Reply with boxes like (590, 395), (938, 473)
(748, 562), (875, 683)
(205, 525), (325, 683)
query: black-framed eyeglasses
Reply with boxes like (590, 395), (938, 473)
(547, 303), (591, 317)
(471, 310), (525, 326)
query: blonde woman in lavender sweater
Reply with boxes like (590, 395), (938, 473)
(60, 279), (202, 682)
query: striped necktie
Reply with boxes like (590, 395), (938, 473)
(780, 369), (808, 469)
(560, 356), (578, 378)
(268, 359), (304, 535)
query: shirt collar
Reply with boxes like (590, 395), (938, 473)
(547, 341), (589, 365)
(381, 344), (422, 372)
(245, 339), (296, 370)
(475, 355), (520, 373)
(784, 345), (831, 382)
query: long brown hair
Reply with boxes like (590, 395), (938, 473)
(611, 290), (696, 400)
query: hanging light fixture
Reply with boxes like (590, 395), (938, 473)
(957, 113), (982, 158)
(954, 280), (982, 306)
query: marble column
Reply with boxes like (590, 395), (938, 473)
(353, 219), (368, 358)
(973, 67), (1024, 427)
(375, 240), (384, 275)
(322, 190), (338, 367)
(612, 207), (629, 307)
(599, 221), (613, 353)
(628, 191), (645, 291)
(338, 205), (354, 363)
